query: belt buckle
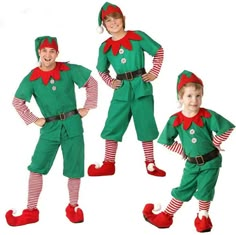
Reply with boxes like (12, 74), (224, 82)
(60, 113), (65, 120)
(195, 155), (204, 165)
(125, 71), (133, 80)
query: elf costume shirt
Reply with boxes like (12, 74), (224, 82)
(158, 108), (235, 201)
(15, 62), (91, 141)
(97, 30), (162, 101)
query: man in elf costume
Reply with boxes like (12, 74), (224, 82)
(5, 36), (98, 226)
(143, 70), (235, 232)
(87, 2), (166, 177)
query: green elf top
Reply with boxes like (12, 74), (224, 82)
(158, 70), (235, 158)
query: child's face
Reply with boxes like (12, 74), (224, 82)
(179, 86), (203, 114)
(38, 47), (58, 71)
(104, 15), (124, 34)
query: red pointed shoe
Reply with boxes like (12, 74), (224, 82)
(194, 210), (212, 233)
(145, 161), (166, 177)
(87, 161), (115, 176)
(5, 208), (39, 226)
(66, 204), (84, 223)
(143, 203), (173, 228)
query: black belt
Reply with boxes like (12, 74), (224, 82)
(186, 149), (219, 165)
(116, 68), (146, 80)
(45, 109), (78, 122)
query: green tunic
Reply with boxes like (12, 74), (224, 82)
(15, 62), (91, 178)
(158, 108), (235, 201)
(97, 30), (162, 141)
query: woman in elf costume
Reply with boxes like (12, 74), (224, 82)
(143, 70), (235, 232)
(87, 2), (166, 177)
(5, 36), (98, 226)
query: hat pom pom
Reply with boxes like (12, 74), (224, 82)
(97, 26), (104, 34)
(177, 100), (182, 109)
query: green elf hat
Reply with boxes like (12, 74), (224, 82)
(35, 36), (58, 60)
(177, 70), (203, 96)
(97, 2), (123, 34)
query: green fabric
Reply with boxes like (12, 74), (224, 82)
(28, 125), (84, 178)
(158, 108), (235, 201)
(97, 30), (161, 101)
(171, 167), (220, 201)
(158, 109), (235, 157)
(15, 63), (91, 141)
(101, 92), (158, 142)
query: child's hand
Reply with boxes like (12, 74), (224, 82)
(78, 108), (89, 118)
(142, 72), (156, 82)
(182, 153), (187, 160)
(111, 79), (122, 89)
(34, 118), (46, 127)
(215, 145), (225, 152)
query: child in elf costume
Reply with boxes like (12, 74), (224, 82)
(142, 70), (235, 232)
(5, 36), (98, 226)
(87, 2), (166, 177)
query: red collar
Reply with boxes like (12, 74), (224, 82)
(29, 62), (70, 85)
(173, 108), (211, 130)
(103, 30), (142, 55)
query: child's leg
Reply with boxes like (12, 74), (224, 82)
(143, 197), (183, 228)
(68, 178), (81, 206)
(194, 200), (212, 232)
(142, 141), (166, 177)
(164, 197), (184, 215)
(142, 141), (154, 162)
(66, 178), (84, 223)
(87, 140), (117, 176)
(104, 140), (118, 162)
(199, 200), (211, 211)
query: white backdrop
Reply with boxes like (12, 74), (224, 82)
(1, 0), (236, 234)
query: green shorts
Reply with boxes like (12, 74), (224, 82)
(171, 167), (220, 201)
(101, 95), (158, 141)
(28, 125), (84, 178)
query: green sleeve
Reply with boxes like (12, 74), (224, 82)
(207, 109), (235, 135)
(15, 72), (34, 102)
(96, 42), (110, 72)
(68, 64), (92, 88)
(158, 116), (179, 145)
(136, 30), (162, 56)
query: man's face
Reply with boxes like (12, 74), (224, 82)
(38, 47), (58, 71)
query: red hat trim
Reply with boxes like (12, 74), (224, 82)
(177, 73), (203, 91)
(101, 5), (122, 20)
(39, 38), (58, 51)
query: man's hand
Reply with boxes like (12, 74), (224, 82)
(78, 108), (89, 118)
(112, 79), (122, 89)
(35, 118), (46, 127)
